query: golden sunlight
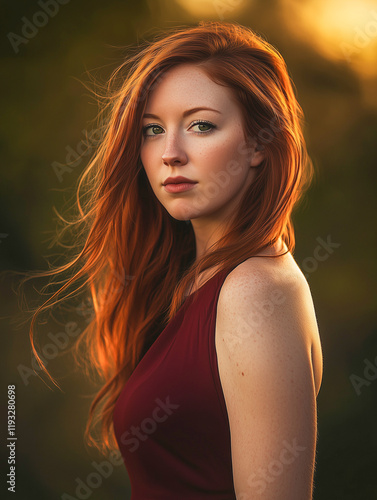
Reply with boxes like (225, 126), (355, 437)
(174, 0), (249, 19)
(280, 0), (377, 77)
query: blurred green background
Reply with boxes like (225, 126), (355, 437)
(1, 0), (377, 498)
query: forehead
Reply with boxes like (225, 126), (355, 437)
(144, 63), (237, 113)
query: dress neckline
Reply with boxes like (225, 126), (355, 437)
(183, 266), (228, 303)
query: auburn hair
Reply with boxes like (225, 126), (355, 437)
(18, 21), (314, 454)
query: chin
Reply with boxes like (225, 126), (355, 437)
(167, 207), (200, 222)
(169, 213), (193, 222)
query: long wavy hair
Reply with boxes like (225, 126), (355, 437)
(17, 20), (314, 455)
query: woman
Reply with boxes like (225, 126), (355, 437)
(25, 21), (322, 499)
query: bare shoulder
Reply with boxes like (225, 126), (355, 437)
(217, 247), (323, 396)
(215, 248), (323, 497)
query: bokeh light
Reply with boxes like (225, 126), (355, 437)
(280, 0), (377, 76)
(174, 0), (250, 19)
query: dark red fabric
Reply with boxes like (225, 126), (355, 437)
(113, 266), (238, 499)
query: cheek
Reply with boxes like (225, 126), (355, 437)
(200, 133), (249, 175)
(206, 124), (243, 153)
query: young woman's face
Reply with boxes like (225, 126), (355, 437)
(140, 63), (264, 223)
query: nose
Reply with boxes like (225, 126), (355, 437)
(161, 132), (188, 166)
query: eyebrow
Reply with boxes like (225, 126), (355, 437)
(142, 106), (222, 119)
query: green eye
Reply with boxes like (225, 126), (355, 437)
(196, 123), (211, 131)
(191, 121), (215, 133)
(142, 120), (215, 137)
(143, 125), (163, 136)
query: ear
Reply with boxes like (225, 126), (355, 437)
(250, 147), (264, 167)
(248, 138), (265, 167)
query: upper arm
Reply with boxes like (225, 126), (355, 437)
(216, 267), (319, 500)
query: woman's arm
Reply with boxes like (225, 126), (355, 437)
(216, 264), (321, 499)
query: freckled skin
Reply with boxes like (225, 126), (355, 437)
(215, 255), (322, 498)
(140, 63), (264, 262)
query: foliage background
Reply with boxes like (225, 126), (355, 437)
(1, 0), (376, 498)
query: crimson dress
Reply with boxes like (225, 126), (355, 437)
(113, 265), (238, 499)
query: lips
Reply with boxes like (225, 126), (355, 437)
(163, 176), (197, 185)
(163, 182), (197, 194)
